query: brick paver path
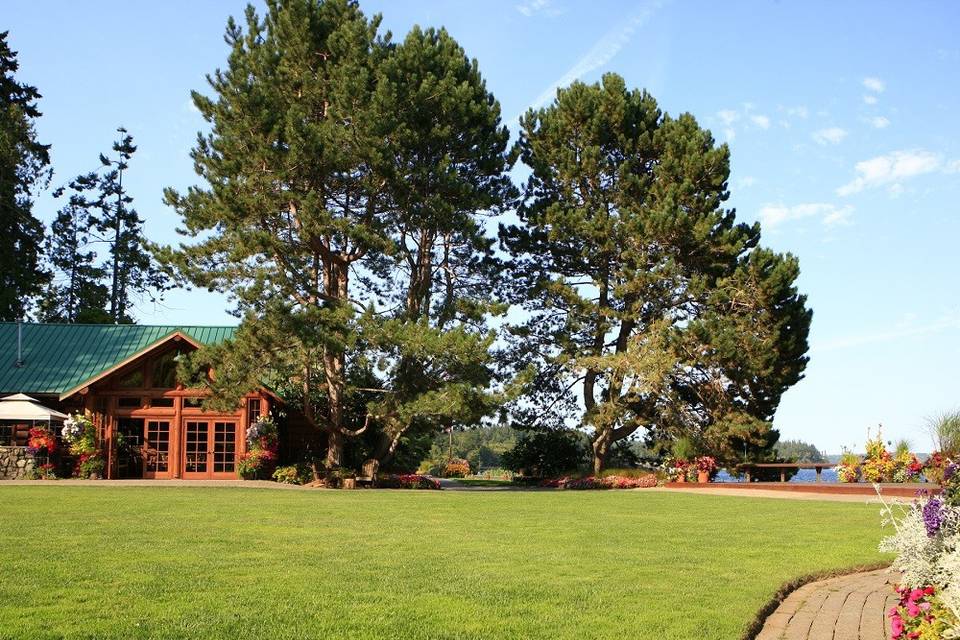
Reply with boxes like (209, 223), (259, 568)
(756, 569), (898, 640)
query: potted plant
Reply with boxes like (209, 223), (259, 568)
(239, 417), (279, 480)
(695, 456), (717, 483)
(665, 457), (689, 482)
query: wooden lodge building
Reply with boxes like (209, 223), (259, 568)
(0, 323), (276, 480)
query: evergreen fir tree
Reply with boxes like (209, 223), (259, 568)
(39, 173), (110, 323)
(0, 31), (51, 320)
(93, 128), (161, 323)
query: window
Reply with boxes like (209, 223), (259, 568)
(117, 367), (144, 388)
(118, 396), (142, 409)
(150, 397), (174, 408)
(247, 398), (262, 423)
(152, 351), (179, 389)
(0, 422), (13, 446)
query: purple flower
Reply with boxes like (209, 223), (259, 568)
(922, 498), (945, 537)
(945, 462), (957, 482)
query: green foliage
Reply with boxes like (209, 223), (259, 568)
(775, 439), (825, 463)
(928, 411), (960, 457)
(162, 0), (513, 471)
(0, 31), (51, 320)
(501, 429), (588, 477)
(501, 74), (811, 472)
(272, 464), (313, 485)
(417, 425), (518, 474)
(39, 175), (110, 323)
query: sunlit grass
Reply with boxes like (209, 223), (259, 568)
(0, 487), (887, 639)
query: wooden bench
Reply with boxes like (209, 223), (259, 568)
(355, 459), (379, 488)
(739, 462), (834, 483)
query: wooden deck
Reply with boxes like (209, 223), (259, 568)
(755, 569), (897, 640)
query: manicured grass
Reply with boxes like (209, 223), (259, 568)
(0, 487), (887, 640)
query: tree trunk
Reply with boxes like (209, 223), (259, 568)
(592, 431), (611, 475)
(325, 429), (343, 468)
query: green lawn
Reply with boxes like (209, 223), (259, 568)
(0, 487), (887, 640)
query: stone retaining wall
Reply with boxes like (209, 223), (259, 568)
(0, 447), (36, 480)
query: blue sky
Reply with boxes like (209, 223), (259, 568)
(7, 1), (960, 453)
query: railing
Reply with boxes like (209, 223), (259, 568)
(738, 462), (835, 483)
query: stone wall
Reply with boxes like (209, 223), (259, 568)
(0, 447), (36, 479)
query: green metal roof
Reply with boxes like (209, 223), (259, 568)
(0, 323), (236, 396)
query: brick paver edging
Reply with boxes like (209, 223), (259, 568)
(742, 565), (894, 640)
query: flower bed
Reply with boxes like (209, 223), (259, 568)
(540, 474), (659, 490)
(839, 433), (930, 484)
(879, 457), (959, 637)
(378, 474), (441, 490)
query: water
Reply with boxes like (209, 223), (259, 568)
(715, 467), (839, 483)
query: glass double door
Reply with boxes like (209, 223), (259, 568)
(181, 420), (238, 479)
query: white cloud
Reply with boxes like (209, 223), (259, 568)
(812, 127), (848, 145)
(837, 149), (944, 196)
(863, 95), (878, 105)
(738, 176), (757, 189)
(759, 202), (854, 229)
(869, 116), (890, 129)
(947, 159), (960, 173)
(723, 128), (735, 141)
(516, 0), (555, 17)
(750, 114), (771, 129)
(815, 313), (960, 352)
(717, 109), (739, 126)
(523, 1), (664, 116)
(862, 77), (886, 93)
(785, 105), (809, 119)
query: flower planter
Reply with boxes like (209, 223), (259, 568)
(675, 475), (686, 483)
(342, 478), (356, 490)
(697, 471), (710, 483)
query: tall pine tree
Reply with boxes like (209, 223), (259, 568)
(501, 74), (811, 472)
(39, 173), (110, 323)
(0, 31), (50, 320)
(162, 1), (515, 470)
(94, 129), (161, 323)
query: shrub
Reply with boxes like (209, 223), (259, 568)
(78, 453), (105, 478)
(541, 474), (658, 490)
(442, 458), (471, 478)
(24, 463), (57, 480)
(272, 464), (312, 485)
(502, 429), (587, 477)
(598, 468), (658, 479)
(477, 468), (513, 480)
(379, 473), (441, 490)
(928, 411), (960, 458)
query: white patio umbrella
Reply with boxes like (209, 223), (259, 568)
(0, 393), (68, 422)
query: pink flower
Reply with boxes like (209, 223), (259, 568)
(890, 615), (904, 638)
(908, 589), (924, 603)
(905, 602), (920, 617)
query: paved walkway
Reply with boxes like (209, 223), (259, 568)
(655, 486), (912, 503)
(756, 569), (898, 640)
